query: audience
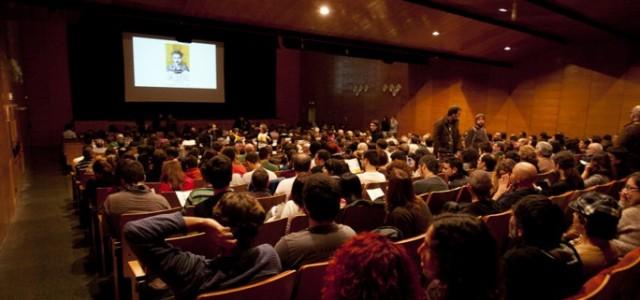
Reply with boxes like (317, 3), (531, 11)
(124, 192), (281, 300)
(159, 160), (195, 192)
(503, 195), (582, 300)
(275, 174), (355, 270)
(414, 154), (449, 195)
(384, 168), (433, 239)
(323, 233), (422, 300)
(460, 170), (500, 216)
(567, 192), (621, 277)
(192, 155), (233, 217)
(442, 156), (468, 189)
(274, 154), (311, 199)
(357, 150), (386, 184)
(493, 162), (539, 210)
(241, 152), (277, 185)
(249, 169), (272, 198)
(419, 214), (498, 300)
(546, 150), (584, 196)
(582, 151), (613, 188)
(182, 155), (203, 181)
(338, 173), (364, 206)
(611, 172), (640, 256)
(535, 141), (555, 173)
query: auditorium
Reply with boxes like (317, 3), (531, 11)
(1, 1), (640, 299)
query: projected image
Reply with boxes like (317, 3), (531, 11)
(166, 45), (190, 74)
(132, 36), (216, 89)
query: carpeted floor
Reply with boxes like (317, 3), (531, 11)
(0, 147), (106, 299)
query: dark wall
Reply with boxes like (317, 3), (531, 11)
(68, 12), (277, 121)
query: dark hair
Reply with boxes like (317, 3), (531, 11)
(376, 138), (388, 150)
(469, 170), (493, 199)
(323, 232), (422, 300)
(118, 160), (145, 184)
(82, 145), (93, 159)
(444, 156), (467, 179)
(316, 149), (331, 163)
(390, 151), (407, 162)
(221, 146), (236, 161)
(250, 168), (269, 191)
(447, 106), (461, 117)
(589, 152), (612, 178)
(202, 155), (232, 189)
(419, 154), (440, 174)
(258, 146), (271, 160)
(293, 154), (312, 172)
(212, 192), (265, 250)
(479, 142), (493, 154)
(461, 148), (479, 166)
(290, 173), (310, 206)
(513, 195), (565, 250)
(429, 214), (497, 300)
(480, 154), (497, 172)
(324, 159), (350, 176)
(165, 146), (179, 159)
(573, 192), (620, 240)
(182, 155), (199, 170)
(385, 168), (419, 212)
(630, 172), (640, 189)
(302, 174), (341, 221)
(364, 149), (381, 166)
(245, 152), (259, 164)
(339, 173), (362, 204)
(505, 151), (520, 162)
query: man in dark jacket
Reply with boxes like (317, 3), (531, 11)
(464, 113), (489, 150)
(617, 105), (640, 172)
(433, 106), (462, 158)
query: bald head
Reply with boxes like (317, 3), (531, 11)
(511, 162), (537, 187)
(293, 153), (311, 173)
(632, 105), (640, 121)
(586, 143), (603, 156)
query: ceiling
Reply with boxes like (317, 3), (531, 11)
(8, 0), (640, 66)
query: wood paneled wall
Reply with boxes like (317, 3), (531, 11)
(307, 43), (640, 139)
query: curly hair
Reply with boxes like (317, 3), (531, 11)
(322, 232), (422, 300)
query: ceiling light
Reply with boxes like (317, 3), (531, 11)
(504, 46), (512, 51)
(432, 31), (440, 36)
(319, 5), (330, 16)
(498, 8), (508, 12)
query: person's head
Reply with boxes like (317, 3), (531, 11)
(293, 153), (312, 173)
(569, 192), (621, 241)
(418, 214), (497, 299)
(475, 113), (486, 128)
(118, 160), (146, 185)
(461, 148), (479, 170)
(258, 146), (271, 161)
(478, 153), (497, 172)
(385, 168), (416, 210)
(442, 157), (466, 179)
(339, 173), (362, 203)
(376, 138), (388, 151)
(161, 160), (185, 190)
(212, 192), (265, 250)
(553, 150), (575, 171)
(245, 152), (260, 169)
(182, 155), (199, 171)
(202, 155), (232, 189)
(92, 157), (114, 179)
(323, 159), (349, 177)
(390, 150), (407, 163)
(620, 172), (640, 208)
(369, 121), (379, 132)
(314, 149), (331, 167)
(290, 173), (310, 205)
(586, 143), (603, 157)
(363, 149), (381, 169)
(510, 162), (538, 188)
(511, 195), (565, 250)
(630, 105), (640, 122)
(446, 105), (462, 122)
(221, 146), (237, 162)
(418, 154), (440, 178)
(589, 151), (612, 178)
(536, 141), (553, 158)
(323, 232), (422, 300)
(250, 168), (269, 191)
(468, 170), (493, 200)
(171, 50), (183, 64)
(302, 174), (341, 222)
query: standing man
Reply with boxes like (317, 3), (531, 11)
(617, 105), (640, 172)
(433, 106), (462, 158)
(464, 113), (489, 150)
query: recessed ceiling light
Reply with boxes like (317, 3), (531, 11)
(432, 31), (440, 36)
(319, 5), (331, 16)
(504, 46), (512, 51)
(498, 8), (508, 13)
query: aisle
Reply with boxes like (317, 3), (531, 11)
(0, 147), (95, 299)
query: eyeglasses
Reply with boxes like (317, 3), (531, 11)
(623, 185), (640, 192)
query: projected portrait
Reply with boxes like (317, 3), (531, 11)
(166, 44), (190, 74)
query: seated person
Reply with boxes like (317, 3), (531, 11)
(191, 155), (232, 216)
(274, 154), (311, 199)
(581, 151), (613, 188)
(103, 160), (170, 217)
(241, 152), (277, 185)
(477, 153), (497, 172)
(442, 157), (468, 189)
(419, 214), (497, 300)
(249, 168), (272, 198)
(503, 195), (583, 300)
(493, 162), (539, 211)
(545, 151), (584, 196)
(323, 232), (422, 300)
(413, 154), (448, 195)
(611, 172), (640, 256)
(275, 174), (356, 270)
(384, 168), (432, 239)
(567, 192), (621, 277)
(339, 173), (364, 207)
(459, 170), (500, 216)
(357, 150), (386, 185)
(267, 173), (309, 222)
(124, 192), (282, 300)
(158, 160), (195, 192)
(182, 155), (203, 181)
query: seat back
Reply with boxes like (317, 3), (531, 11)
(275, 169), (296, 178)
(536, 170), (559, 185)
(336, 201), (386, 233)
(96, 187), (117, 209)
(610, 178), (627, 198)
(425, 188), (460, 215)
(456, 185), (472, 203)
(160, 191), (182, 208)
(166, 232), (221, 258)
(287, 214), (309, 234)
(594, 181), (617, 196)
(481, 210), (513, 254)
(146, 182), (162, 192)
(549, 191), (574, 212)
(252, 217), (288, 247)
(291, 262), (329, 300)
(231, 183), (248, 192)
(194, 179), (208, 189)
(196, 270), (297, 300)
(396, 233), (425, 269)
(256, 193), (287, 213)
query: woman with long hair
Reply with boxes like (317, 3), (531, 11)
(384, 168), (432, 239)
(158, 160), (195, 192)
